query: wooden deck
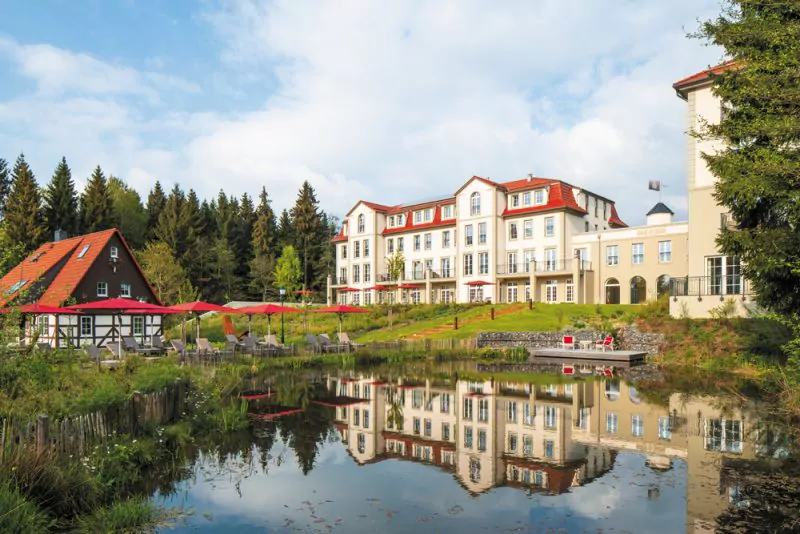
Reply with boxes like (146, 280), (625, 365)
(529, 348), (647, 368)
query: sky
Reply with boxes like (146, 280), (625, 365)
(0, 0), (724, 226)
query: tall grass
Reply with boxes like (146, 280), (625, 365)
(73, 498), (167, 534)
(0, 482), (53, 534)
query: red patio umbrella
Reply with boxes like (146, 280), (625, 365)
(168, 301), (235, 347)
(398, 283), (422, 289)
(464, 280), (494, 286)
(336, 287), (361, 292)
(236, 303), (301, 338)
(311, 304), (369, 336)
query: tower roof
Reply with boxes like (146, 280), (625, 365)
(646, 202), (674, 216)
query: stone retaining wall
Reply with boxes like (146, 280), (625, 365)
(477, 327), (665, 354)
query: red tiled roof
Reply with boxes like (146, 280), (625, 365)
(382, 204), (456, 235)
(500, 176), (553, 192)
(673, 60), (739, 97)
(0, 228), (161, 307)
(502, 182), (588, 217)
(332, 232), (348, 242)
(345, 200), (395, 217)
(503, 457), (580, 495)
(607, 204), (628, 228)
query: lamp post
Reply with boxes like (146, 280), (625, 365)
(279, 287), (287, 345)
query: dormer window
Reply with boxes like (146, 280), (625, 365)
(389, 216), (395, 227)
(77, 245), (90, 259)
(424, 209), (432, 222)
(415, 211), (422, 223)
(523, 192), (531, 206)
(534, 190), (545, 205)
(5, 279), (28, 295)
(29, 252), (45, 263)
(444, 205), (452, 218)
(110, 246), (118, 259)
(511, 194), (520, 208)
(397, 214), (404, 226)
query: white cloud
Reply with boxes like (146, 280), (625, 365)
(0, 1), (725, 223)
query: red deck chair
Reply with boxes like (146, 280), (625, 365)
(562, 363), (575, 375)
(562, 335), (576, 350)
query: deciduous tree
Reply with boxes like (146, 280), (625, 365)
(108, 176), (147, 249)
(137, 241), (197, 305)
(274, 245), (302, 294)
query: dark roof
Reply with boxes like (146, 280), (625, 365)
(646, 202), (674, 216)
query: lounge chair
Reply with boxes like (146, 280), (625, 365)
(226, 334), (245, 353)
(305, 334), (325, 354)
(320, 334), (347, 353)
(105, 342), (124, 359)
(263, 334), (290, 355)
(595, 336), (615, 352)
(197, 338), (221, 363)
(170, 339), (187, 360)
(561, 335), (576, 350)
(338, 332), (364, 350)
(123, 336), (162, 357)
(85, 344), (120, 368)
(241, 334), (264, 355)
(149, 335), (166, 354)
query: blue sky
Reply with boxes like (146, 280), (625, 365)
(0, 0), (723, 224)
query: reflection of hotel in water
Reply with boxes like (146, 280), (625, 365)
(326, 373), (766, 533)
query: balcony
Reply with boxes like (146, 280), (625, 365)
(430, 269), (455, 281)
(332, 275), (348, 286)
(496, 263), (531, 277)
(531, 259), (593, 274)
(670, 276), (752, 298)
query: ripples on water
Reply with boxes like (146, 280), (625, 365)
(156, 365), (800, 533)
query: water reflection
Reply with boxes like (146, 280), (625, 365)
(159, 369), (799, 533)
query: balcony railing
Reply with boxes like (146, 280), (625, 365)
(670, 276), (753, 297)
(430, 269), (455, 280)
(531, 259), (593, 273)
(332, 275), (348, 285)
(496, 263), (531, 276)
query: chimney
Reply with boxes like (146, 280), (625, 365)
(527, 173), (533, 181)
(54, 228), (68, 242)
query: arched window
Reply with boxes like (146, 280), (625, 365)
(470, 192), (481, 216)
(630, 276), (647, 304)
(357, 214), (365, 233)
(657, 275), (671, 299)
(605, 278), (620, 304)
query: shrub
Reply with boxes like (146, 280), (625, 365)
(709, 298), (739, 321)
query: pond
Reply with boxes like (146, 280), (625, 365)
(154, 365), (800, 533)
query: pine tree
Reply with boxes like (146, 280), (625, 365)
(108, 176), (147, 249)
(154, 184), (187, 259)
(146, 181), (167, 241)
(314, 212), (338, 289)
(276, 209), (293, 250)
(4, 154), (46, 253)
(290, 181), (324, 290)
(233, 193), (256, 296)
(0, 158), (10, 219)
(181, 189), (207, 289)
(250, 187), (278, 300)
(80, 165), (115, 233)
(43, 157), (80, 237)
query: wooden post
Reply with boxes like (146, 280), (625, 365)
(528, 299), (533, 310)
(454, 316), (458, 330)
(36, 414), (49, 455)
(491, 307), (495, 320)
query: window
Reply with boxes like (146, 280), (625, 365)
(707, 256), (742, 295)
(578, 407), (589, 429)
(464, 426), (473, 448)
(632, 414), (644, 437)
(77, 244), (90, 259)
(632, 243), (644, 265)
(354, 241), (361, 258)
(509, 222), (518, 240)
(412, 261), (423, 280)
(511, 194), (520, 208)
(463, 398), (473, 420)
(463, 254), (473, 276)
(594, 198), (599, 217)
(398, 237), (404, 252)
(658, 417), (671, 440)
(534, 190), (544, 204)
(470, 192), (481, 216)
(524, 281), (531, 302)
(545, 406), (557, 429)
(110, 246), (118, 259)
(606, 413), (618, 434)
(5, 279), (28, 295)
(80, 316), (93, 337)
(478, 252), (489, 275)
(605, 278), (621, 304)
(523, 192), (531, 206)
(659, 240), (672, 263)
(508, 433), (518, 452)
(544, 217), (554, 237)
(544, 440), (554, 458)
(387, 239), (393, 254)
(440, 393), (450, 413)
(424, 418), (432, 436)
(585, 221), (590, 232)
(507, 401), (517, 422)
(415, 211), (422, 223)
(424, 233), (432, 250)
(523, 250), (534, 273)
(363, 240), (370, 258)
(133, 316), (144, 336)
(523, 402), (534, 426)
(397, 214), (404, 226)
(465, 224), (473, 246)
(524, 220), (533, 239)
(478, 222), (487, 244)
(442, 423), (450, 441)
(35, 315), (49, 336)
(364, 264), (371, 282)
(357, 214), (365, 233)
(444, 205), (452, 218)
(364, 291), (372, 305)
(478, 429), (487, 451)
(507, 252), (518, 274)
(357, 433), (365, 454)
(120, 283), (131, 298)
(442, 231), (450, 248)
(603, 202), (608, 220)
(352, 265), (360, 283)
(341, 245), (348, 259)
(441, 258), (451, 277)
(424, 209), (432, 222)
(704, 419), (742, 453)
(523, 435), (533, 456)
(389, 216), (395, 227)
(606, 245), (619, 266)
(566, 283), (574, 303)
(96, 282), (108, 297)
(413, 417), (421, 434)
(413, 235), (421, 251)
(478, 399), (489, 422)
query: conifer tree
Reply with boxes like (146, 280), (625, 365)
(43, 157), (80, 237)
(80, 165), (115, 233)
(181, 189), (207, 288)
(276, 209), (293, 250)
(234, 192), (256, 296)
(0, 158), (10, 219)
(250, 187), (278, 300)
(4, 154), (46, 253)
(154, 184), (187, 259)
(290, 181), (324, 290)
(146, 181), (167, 241)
